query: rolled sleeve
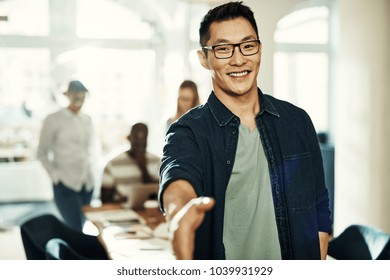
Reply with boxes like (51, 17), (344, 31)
(159, 122), (204, 212)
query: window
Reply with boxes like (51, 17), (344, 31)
(0, 48), (50, 159)
(77, 0), (154, 39)
(0, 0), (49, 36)
(274, 6), (329, 44)
(274, 4), (331, 133)
(53, 47), (156, 155)
(0, 48), (50, 110)
(0, 0), (210, 159)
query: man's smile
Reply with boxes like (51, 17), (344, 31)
(228, 70), (250, 77)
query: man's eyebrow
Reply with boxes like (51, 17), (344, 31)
(242, 35), (257, 41)
(211, 35), (257, 45)
(212, 39), (230, 45)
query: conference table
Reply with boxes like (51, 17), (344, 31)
(84, 203), (175, 260)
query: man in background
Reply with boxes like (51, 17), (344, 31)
(101, 123), (160, 206)
(37, 80), (97, 231)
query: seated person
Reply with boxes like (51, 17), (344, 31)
(100, 123), (160, 204)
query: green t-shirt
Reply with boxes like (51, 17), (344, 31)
(223, 124), (282, 260)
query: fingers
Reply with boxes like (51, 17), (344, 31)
(170, 196), (215, 260)
(168, 196), (214, 238)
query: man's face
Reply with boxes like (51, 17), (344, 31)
(66, 91), (86, 107)
(128, 129), (147, 155)
(198, 17), (261, 98)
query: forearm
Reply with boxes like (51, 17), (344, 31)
(37, 148), (57, 181)
(163, 179), (197, 221)
(37, 121), (58, 181)
(319, 231), (329, 260)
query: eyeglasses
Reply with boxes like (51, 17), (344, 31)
(202, 39), (261, 59)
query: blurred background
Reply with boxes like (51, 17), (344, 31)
(0, 0), (389, 258)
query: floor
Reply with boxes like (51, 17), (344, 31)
(0, 200), (100, 260)
(0, 226), (26, 259)
(0, 201), (60, 260)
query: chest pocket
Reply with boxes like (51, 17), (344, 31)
(283, 151), (316, 211)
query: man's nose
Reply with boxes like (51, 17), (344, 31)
(230, 45), (246, 65)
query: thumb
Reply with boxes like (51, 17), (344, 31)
(192, 196), (215, 212)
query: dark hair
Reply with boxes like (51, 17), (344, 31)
(67, 80), (88, 93)
(179, 80), (200, 107)
(130, 122), (148, 137)
(199, 1), (259, 47)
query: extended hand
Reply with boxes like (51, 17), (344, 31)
(168, 196), (215, 260)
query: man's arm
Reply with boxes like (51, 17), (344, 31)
(163, 179), (214, 260)
(37, 117), (58, 182)
(319, 231), (329, 260)
(302, 112), (332, 257)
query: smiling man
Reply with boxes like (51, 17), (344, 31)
(159, 1), (332, 260)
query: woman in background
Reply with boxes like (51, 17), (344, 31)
(167, 80), (200, 128)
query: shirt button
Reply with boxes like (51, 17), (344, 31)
(232, 131), (236, 134)
(227, 160), (231, 164)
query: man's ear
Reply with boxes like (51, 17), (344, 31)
(259, 41), (263, 57)
(197, 50), (210, 70)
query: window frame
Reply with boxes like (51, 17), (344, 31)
(273, 0), (336, 143)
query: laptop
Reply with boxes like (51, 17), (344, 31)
(116, 182), (159, 210)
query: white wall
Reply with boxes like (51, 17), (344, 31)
(334, 0), (390, 234)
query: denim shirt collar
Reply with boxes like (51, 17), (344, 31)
(208, 88), (280, 127)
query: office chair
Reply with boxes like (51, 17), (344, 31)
(45, 238), (89, 260)
(328, 224), (390, 260)
(20, 214), (108, 260)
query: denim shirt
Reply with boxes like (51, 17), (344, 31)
(159, 88), (332, 260)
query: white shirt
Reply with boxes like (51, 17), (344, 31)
(37, 108), (96, 191)
(102, 151), (160, 188)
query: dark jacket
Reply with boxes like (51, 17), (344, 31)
(159, 88), (332, 259)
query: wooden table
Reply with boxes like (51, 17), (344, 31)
(84, 203), (174, 260)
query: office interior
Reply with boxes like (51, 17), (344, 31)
(0, 0), (389, 259)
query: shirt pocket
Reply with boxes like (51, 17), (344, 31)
(283, 151), (316, 211)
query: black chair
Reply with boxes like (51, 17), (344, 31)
(45, 238), (89, 260)
(20, 214), (108, 260)
(328, 224), (390, 260)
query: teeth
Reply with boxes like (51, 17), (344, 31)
(229, 71), (248, 77)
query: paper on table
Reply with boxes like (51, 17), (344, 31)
(85, 209), (143, 223)
(113, 224), (153, 240)
(109, 238), (174, 260)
